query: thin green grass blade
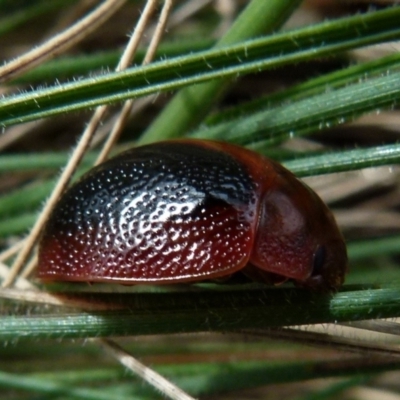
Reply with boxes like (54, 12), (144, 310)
(2, 285), (400, 340)
(190, 71), (400, 145)
(1, 6), (400, 127)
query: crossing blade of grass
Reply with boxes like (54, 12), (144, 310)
(1, 6), (400, 127)
(205, 51), (400, 126)
(189, 70), (400, 145)
(2, 284), (400, 340)
(282, 143), (400, 177)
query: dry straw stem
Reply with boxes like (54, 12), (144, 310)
(0, 120), (44, 151)
(0, 262), (32, 289)
(0, 0), (126, 84)
(241, 327), (400, 360)
(0, 240), (24, 263)
(95, 0), (174, 164)
(97, 338), (197, 400)
(89, 0), (215, 150)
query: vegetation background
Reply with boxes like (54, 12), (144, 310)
(0, 0), (400, 399)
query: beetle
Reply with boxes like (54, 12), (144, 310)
(38, 139), (347, 291)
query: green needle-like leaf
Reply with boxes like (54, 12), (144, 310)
(2, 285), (400, 340)
(1, 6), (400, 127)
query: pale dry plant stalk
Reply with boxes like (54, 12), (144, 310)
(0, 0), (127, 83)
